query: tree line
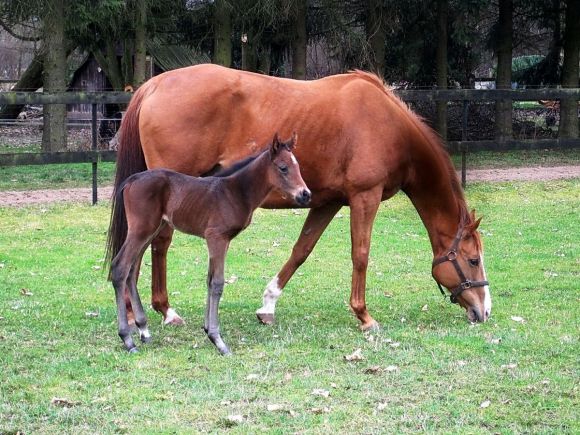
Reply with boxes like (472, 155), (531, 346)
(1, 0), (578, 151)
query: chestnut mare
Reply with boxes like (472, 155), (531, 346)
(109, 64), (491, 329)
(108, 134), (310, 354)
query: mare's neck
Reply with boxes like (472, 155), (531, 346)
(224, 151), (273, 212)
(404, 145), (464, 256)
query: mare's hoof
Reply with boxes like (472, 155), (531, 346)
(219, 347), (232, 356)
(360, 320), (381, 332)
(127, 347), (139, 354)
(256, 312), (275, 325)
(163, 309), (185, 326)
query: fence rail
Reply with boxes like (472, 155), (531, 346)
(1, 89), (579, 203)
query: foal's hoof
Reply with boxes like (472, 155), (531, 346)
(127, 347), (139, 354)
(163, 308), (185, 326)
(256, 312), (275, 325)
(140, 335), (152, 344)
(360, 320), (381, 332)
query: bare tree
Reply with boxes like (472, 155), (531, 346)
(495, 0), (513, 141)
(435, 0), (448, 140)
(560, 0), (579, 138)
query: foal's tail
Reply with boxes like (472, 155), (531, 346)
(105, 82), (154, 278)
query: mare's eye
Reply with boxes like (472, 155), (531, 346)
(468, 258), (480, 267)
(278, 165), (288, 174)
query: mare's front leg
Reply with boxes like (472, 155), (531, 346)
(204, 237), (231, 355)
(256, 203), (341, 325)
(151, 224), (184, 325)
(348, 188), (382, 331)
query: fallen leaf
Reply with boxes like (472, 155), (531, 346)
(245, 373), (259, 381)
(344, 348), (364, 362)
(376, 402), (388, 411)
(389, 342), (401, 348)
(283, 372), (292, 382)
(501, 363), (517, 370)
(311, 389), (330, 398)
(85, 311), (99, 318)
(383, 292), (393, 298)
(480, 400), (491, 409)
(20, 288), (33, 296)
(225, 275), (238, 285)
(92, 265), (102, 271)
(267, 404), (284, 412)
(364, 366), (382, 374)
(51, 397), (77, 407)
(490, 338), (502, 345)
(225, 415), (244, 425)
(311, 407), (330, 414)
(421, 304), (429, 312)
(511, 316), (525, 323)
(385, 365), (398, 372)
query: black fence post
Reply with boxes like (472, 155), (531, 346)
(461, 99), (469, 188)
(91, 103), (98, 205)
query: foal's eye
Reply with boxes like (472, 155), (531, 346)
(278, 165), (288, 174)
(468, 258), (480, 267)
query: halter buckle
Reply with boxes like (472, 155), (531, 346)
(461, 280), (472, 289)
(447, 250), (457, 261)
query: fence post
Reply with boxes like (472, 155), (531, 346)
(91, 103), (98, 205)
(461, 99), (469, 188)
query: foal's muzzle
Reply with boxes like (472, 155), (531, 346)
(295, 188), (311, 206)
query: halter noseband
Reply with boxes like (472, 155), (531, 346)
(432, 224), (489, 304)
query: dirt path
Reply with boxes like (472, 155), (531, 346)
(1, 165), (579, 207)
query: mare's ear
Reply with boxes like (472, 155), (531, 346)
(270, 132), (281, 159)
(467, 209), (482, 233)
(288, 131), (298, 150)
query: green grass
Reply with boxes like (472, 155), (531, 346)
(0, 180), (578, 433)
(0, 148), (579, 191)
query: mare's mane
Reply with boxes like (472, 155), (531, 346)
(349, 70), (474, 229)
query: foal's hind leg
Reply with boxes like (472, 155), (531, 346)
(256, 203), (341, 325)
(151, 225), (184, 325)
(127, 262), (151, 344)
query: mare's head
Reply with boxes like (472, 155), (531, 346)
(431, 211), (491, 322)
(268, 132), (311, 206)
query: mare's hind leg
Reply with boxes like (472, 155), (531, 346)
(151, 225), (184, 325)
(348, 188), (382, 331)
(256, 203), (341, 325)
(204, 237), (231, 355)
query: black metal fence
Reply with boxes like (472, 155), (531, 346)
(1, 88), (579, 202)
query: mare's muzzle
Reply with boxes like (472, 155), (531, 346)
(295, 188), (311, 206)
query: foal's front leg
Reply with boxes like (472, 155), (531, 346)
(204, 237), (231, 355)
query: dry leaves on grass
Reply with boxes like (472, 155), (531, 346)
(51, 397), (78, 408)
(480, 400), (491, 409)
(225, 275), (238, 285)
(20, 288), (33, 296)
(511, 316), (525, 323)
(344, 348), (364, 362)
(311, 389), (330, 398)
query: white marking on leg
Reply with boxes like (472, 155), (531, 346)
(139, 327), (151, 339)
(256, 275), (282, 315)
(164, 308), (180, 325)
(481, 253), (492, 320)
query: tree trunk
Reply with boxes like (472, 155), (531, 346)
(133, 0), (148, 87)
(42, 0), (67, 152)
(291, 0), (307, 79)
(366, 0), (386, 77)
(435, 0), (448, 140)
(212, 0), (232, 67)
(241, 33), (258, 72)
(495, 0), (513, 141)
(560, 0), (579, 139)
(0, 51), (44, 119)
(258, 42), (271, 74)
(92, 40), (124, 90)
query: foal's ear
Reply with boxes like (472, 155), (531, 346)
(288, 131), (298, 150)
(270, 132), (281, 159)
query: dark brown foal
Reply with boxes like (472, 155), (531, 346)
(109, 133), (310, 354)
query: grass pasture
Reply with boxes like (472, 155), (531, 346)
(0, 180), (578, 433)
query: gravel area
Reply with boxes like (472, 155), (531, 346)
(0, 166), (578, 207)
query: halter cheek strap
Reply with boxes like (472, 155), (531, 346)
(432, 225), (489, 304)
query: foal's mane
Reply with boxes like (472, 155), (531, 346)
(212, 153), (261, 177)
(349, 70), (474, 229)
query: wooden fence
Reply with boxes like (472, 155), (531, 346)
(1, 89), (579, 203)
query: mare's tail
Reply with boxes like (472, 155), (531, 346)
(105, 82), (154, 279)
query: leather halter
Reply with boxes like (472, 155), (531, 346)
(432, 224), (489, 304)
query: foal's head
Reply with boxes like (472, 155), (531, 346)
(268, 132), (311, 206)
(431, 212), (491, 323)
